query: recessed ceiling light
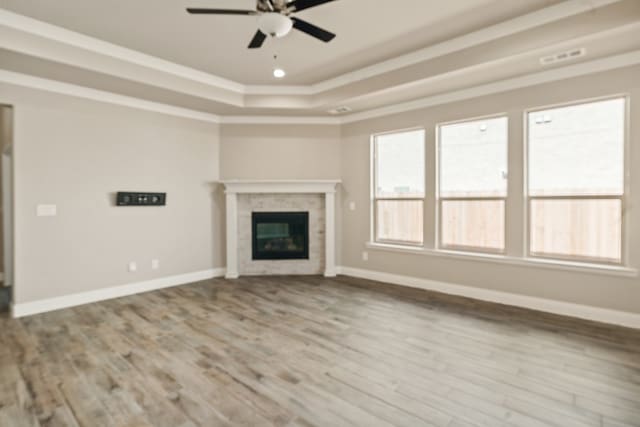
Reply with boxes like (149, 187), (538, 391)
(273, 68), (286, 78)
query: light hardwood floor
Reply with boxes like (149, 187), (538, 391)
(1, 275), (639, 427)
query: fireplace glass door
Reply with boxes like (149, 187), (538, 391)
(252, 212), (309, 260)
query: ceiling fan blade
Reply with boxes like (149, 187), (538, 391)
(186, 8), (258, 15)
(248, 30), (267, 49)
(291, 17), (335, 42)
(288, 0), (338, 13)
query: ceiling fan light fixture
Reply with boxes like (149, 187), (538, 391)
(258, 13), (293, 38)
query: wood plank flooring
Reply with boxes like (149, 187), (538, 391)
(1, 275), (640, 427)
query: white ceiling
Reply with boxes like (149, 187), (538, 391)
(0, 0), (563, 85)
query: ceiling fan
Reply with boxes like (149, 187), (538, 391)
(187, 0), (338, 49)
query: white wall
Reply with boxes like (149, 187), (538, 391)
(0, 83), (223, 304)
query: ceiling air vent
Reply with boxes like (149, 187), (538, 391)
(328, 106), (352, 115)
(540, 48), (586, 66)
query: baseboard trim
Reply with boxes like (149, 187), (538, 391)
(337, 266), (640, 329)
(12, 266), (639, 328)
(11, 268), (226, 318)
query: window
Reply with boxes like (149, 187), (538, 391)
(373, 129), (425, 245)
(527, 98), (625, 264)
(437, 117), (508, 253)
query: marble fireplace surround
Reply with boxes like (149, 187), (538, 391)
(221, 180), (341, 279)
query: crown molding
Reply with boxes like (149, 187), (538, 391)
(0, 0), (624, 99)
(336, 21), (640, 116)
(2, 50), (639, 126)
(307, 0), (624, 94)
(0, 68), (338, 125)
(339, 49), (640, 124)
(0, 9), (244, 93)
(0, 69), (222, 123)
(244, 85), (315, 96)
(221, 115), (341, 125)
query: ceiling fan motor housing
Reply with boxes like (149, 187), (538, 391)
(258, 12), (293, 38)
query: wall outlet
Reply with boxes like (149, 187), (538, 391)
(151, 259), (160, 270)
(128, 262), (137, 272)
(362, 251), (369, 261)
(349, 201), (356, 211)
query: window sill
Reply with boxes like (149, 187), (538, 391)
(365, 242), (638, 278)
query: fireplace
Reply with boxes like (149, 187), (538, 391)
(252, 212), (309, 260)
(221, 180), (339, 278)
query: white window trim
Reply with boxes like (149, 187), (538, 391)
(523, 94), (630, 266)
(366, 94), (634, 275)
(370, 127), (426, 246)
(435, 114), (509, 254)
(365, 241), (638, 278)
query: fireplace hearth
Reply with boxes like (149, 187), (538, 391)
(252, 212), (309, 260)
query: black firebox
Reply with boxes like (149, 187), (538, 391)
(252, 212), (309, 260)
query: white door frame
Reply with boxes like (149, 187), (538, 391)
(2, 145), (13, 287)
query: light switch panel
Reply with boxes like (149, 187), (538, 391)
(36, 204), (57, 217)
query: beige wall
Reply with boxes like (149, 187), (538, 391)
(340, 65), (640, 314)
(0, 84), (223, 304)
(220, 124), (341, 180)
(2, 65), (639, 315)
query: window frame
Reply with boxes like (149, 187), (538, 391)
(371, 127), (426, 247)
(435, 114), (509, 255)
(523, 95), (629, 266)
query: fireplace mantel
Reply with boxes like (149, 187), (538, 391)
(220, 180), (341, 279)
(221, 179), (340, 195)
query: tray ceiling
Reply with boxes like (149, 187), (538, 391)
(0, 0), (563, 85)
(1, 0), (639, 121)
